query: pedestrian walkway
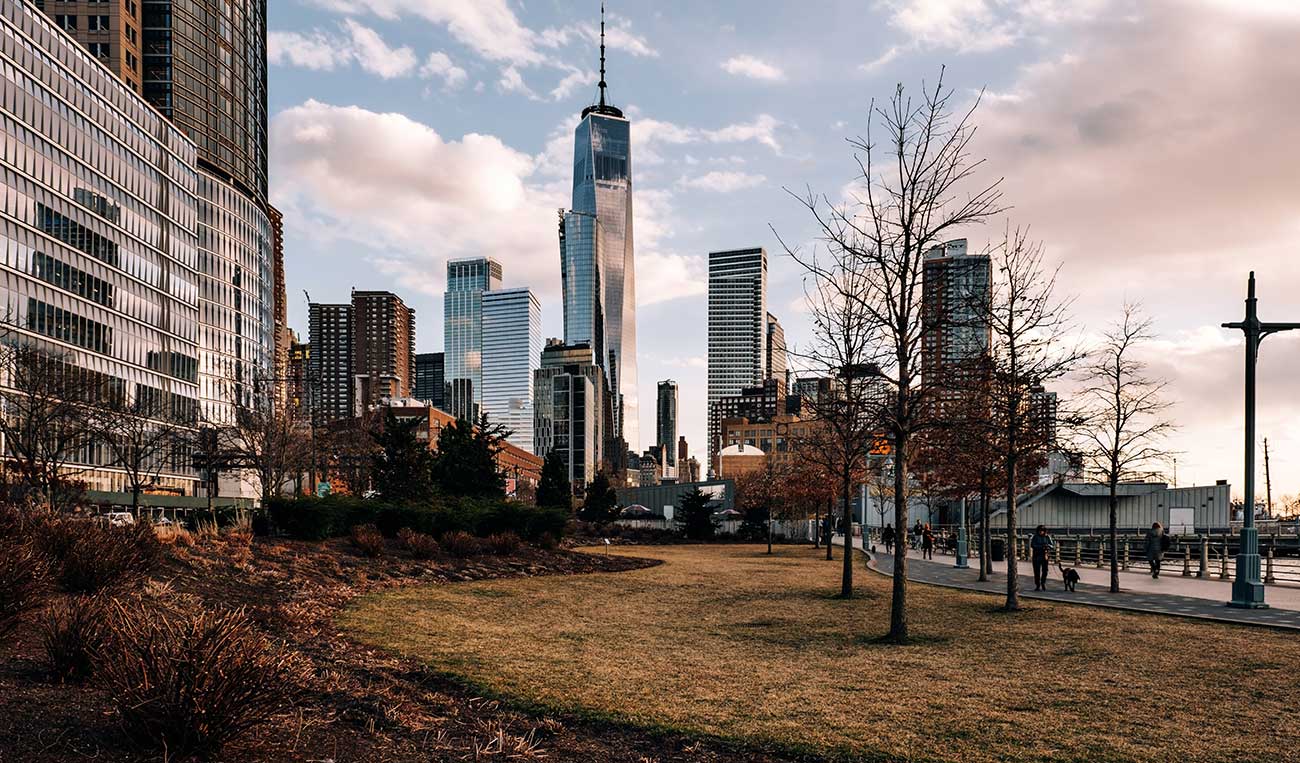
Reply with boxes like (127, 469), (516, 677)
(838, 536), (1300, 631)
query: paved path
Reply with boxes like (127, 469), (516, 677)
(836, 537), (1300, 631)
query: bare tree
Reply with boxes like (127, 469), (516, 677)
(779, 244), (884, 599)
(0, 343), (98, 511)
(216, 372), (313, 503)
(976, 228), (1082, 610)
(780, 70), (1004, 640)
(93, 386), (197, 515)
(1075, 304), (1175, 592)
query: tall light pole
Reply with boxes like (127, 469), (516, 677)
(1222, 272), (1299, 609)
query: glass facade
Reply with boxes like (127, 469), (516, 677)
(559, 210), (604, 368)
(1, 1), (201, 491)
(656, 379), (677, 476)
(443, 257), (501, 420)
(481, 288), (541, 454)
(921, 238), (991, 385)
(707, 247), (768, 470)
(567, 109), (636, 450)
(533, 341), (605, 487)
(140, 0), (268, 203)
(307, 302), (350, 423)
(413, 351), (444, 409)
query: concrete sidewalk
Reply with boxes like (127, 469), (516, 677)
(839, 537), (1300, 631)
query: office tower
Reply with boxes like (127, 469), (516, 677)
(1029, 385), (1059, 447)
(481, 288), (542, 453)
(308, 303), (352, 423)
(269, 204), (290, 402)
(534, 340), (609, 488)
(656, 380), (678, 478)
(707, 247), (767, 473)
(351, 291), (415, 415)
(0, 3), (201, 492)
(444, 257), (502, 420)
(37, 0), (144, 93)
(560, 7), (637, 451)
(921, 239), (991, 389)
(766, 312), (786, 393)
(414, 352), (445, 409)
(287, 338), (310, 412)
(678, 436), (689, 469)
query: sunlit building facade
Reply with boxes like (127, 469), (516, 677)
(444, 256), (502, 420)
(707, 247), (768, 472)
(481, 288), (541, 453)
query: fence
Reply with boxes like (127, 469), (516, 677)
(863, 526), (1300, 587)
(613, 517), (820, 541)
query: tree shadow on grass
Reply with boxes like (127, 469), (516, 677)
(856, 632), (952, 648)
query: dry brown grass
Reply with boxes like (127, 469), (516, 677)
(343, 544), (1300, 763)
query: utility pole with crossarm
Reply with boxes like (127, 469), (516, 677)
(1222, 272), (1300, 609)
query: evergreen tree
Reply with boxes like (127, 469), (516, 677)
(536, 449), (572, 510)
(430, 414), (507, 498)
(675, 487), (717, 541)
(371, 410), (436, 503)
(578, 472), (619, 523)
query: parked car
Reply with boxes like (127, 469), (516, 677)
(104, 511), (135, 527)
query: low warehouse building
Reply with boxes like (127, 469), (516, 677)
(988, 482), (1231, 534)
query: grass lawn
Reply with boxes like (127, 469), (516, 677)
(341, 544), (1298, 762)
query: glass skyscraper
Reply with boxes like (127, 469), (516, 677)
(562, 11), (637, 453)
(707, 247), (768, 471)
(444, 257), (502, 420)
(481, 288), (542, 453)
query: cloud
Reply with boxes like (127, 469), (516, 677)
(550, 68), (597, 101)
(540, 15), (659, 58)
(721, 55), (785, 82)
(678, 171), (767, 193)
(419, 51), (468, 89)
(859, 45), (902, 72)
(305, 0), (547, 65)
(872, 0), (1106, 55)
(270, 100), (562, 299)
(632, 112), (785, 164)
(268, 20), (418, 79)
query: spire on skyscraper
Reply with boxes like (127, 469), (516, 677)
(582, 2), (623, 119)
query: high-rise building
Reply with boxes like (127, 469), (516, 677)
(481, 288), (542, 453)
(444, 257), (502, 420)
(308, 303), (351, 423)
(766, 312), (787, 393)
(534, 340), (609, 489)
(921, 239), (990, 389)
(36, 0), (144, 93)
(414, 352), (445, 409)
(287, 337), (310, 413)
(351, 291), (415, 415)
(707, 247), (767, 472)
(561, 7), (637, 451)
(269, 204), (290, 403)
(1, 2), (202, 492)
(656, 380), (678, 478)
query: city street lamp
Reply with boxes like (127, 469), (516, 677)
(1222, 271), (1299, 609)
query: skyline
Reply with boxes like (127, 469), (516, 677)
(267, 0), (1300, 497)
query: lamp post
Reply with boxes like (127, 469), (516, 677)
(955, 496), (970, 569)
(1222, 271), (1299, 609)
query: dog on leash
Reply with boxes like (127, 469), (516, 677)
(1058, 562), (1080, 592)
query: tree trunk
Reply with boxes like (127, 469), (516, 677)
(978, 477), (991, 581)
(131, 484), (141, 517)
(1004, 457), (1020, 610)
(887, 432), (910, 642)
(840, 467), (853, 598)
(1109, 480), (1120, 593)
(825, 497), (833, 560)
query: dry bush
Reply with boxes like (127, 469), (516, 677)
(397, 527), (440, 560)
(535, 531), (559, 551)
(223, 523), (253, 547)
(485, 532), (521, 556)
(98, 601), (307, 759)
(155, 524), (194, 547)
(40, 519), (162, 594)
(440, 531), (481, 558)
(39, 594), (107, 682)
(193, 521), (220, 542)
(350, 524), (385, 558)
(0, 539), (50, 640)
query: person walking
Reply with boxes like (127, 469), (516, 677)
(921, 524), (936, 560)
(881, 523), (895, 555)
(1144, 522), (1167, 578)
(1030, 524), (1055, 591)
(912, 520), (924, 550)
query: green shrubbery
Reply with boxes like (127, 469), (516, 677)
(266, 494), (567, 544)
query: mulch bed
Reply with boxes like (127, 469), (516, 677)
(0, 536), (810, 762)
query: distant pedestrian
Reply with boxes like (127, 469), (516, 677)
(1030, 525), (1055, 591)
(912, 520), (924, 549)
(881, 524), (895, 555)
(921, 524), (936, 560)
(1145, 522), (1168, 578)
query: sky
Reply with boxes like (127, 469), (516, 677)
(266, 0), (1300, 500)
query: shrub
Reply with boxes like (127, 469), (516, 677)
(440, 531), (481, 558)
(0, 540), (50, 641)
(350, 524), (385, 558)
(98, 601), (306, 759)
(270, 495), (569, 543)
(39, 594), (106, 682)
(155, 524), (194, 547)
(485, 531), (521, 556)
(397, 527), (439, 560)
(535, 531), (559, 550)
(42, 519), (162, 594)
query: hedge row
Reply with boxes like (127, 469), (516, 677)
(266, 495), (566, 542)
